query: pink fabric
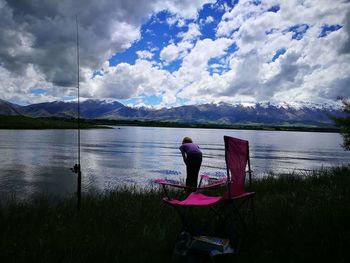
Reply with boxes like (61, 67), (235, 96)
(164, 192), (223, 206)
(224, 136), (249, 197)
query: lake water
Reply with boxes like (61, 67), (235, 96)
(0, 126), (349, 199)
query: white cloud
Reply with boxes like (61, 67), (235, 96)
(175, 37), (233, 83)
(153, 0), (216, 19)
(0, 65), (70, 104)
(206, 0), (350, 103)
(200, 16), (214, 26)
(177, 23), (202, 42)
(216, 0), (258, 37)
(166, 15), (179, 26)
(136, 50), (154, 59)
(110, 21), (141, 50)
(177, 18), (187, 27)
(160, 41), (193, 64)
(166, 15), (188, 28)
(83, 59), (177, 101)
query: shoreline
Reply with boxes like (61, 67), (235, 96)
(0, 115), (109, 129)
(0, 115), (340, 132)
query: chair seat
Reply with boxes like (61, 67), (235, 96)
(163, 192), (223, 207)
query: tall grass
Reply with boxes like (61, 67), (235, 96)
(0, 166), (349, 263)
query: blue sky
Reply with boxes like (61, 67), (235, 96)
(0, 0), (349, 107)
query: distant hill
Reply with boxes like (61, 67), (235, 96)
(0, 99), (22, 116)
(0, 99), (343, 127)
(18, 100), (125, 118)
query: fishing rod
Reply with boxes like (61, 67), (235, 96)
(71, 15), (82, 210)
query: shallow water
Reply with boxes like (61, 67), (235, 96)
(0, 126), (349, 199)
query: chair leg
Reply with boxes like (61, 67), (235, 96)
(231, 201), (249, 233)
(250, 196), (257, 233)
(225, 203), (241, 252)
(226, 197), (257, 251)
(170, 205), (203, 236)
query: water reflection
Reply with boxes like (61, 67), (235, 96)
(0, 127), (349, 199)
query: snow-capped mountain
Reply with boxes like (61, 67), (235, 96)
(0, 99), (344, 126)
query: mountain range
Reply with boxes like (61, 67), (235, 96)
(0, 99), (343, 127)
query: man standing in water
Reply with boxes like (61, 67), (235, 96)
(179, 137), (203, 188)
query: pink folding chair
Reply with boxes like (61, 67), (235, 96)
(158, 136), (255, 255)
(161, 136), (254, 204)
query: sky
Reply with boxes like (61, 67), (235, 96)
(0, 0), (349, 107)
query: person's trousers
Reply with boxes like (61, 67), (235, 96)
(185, 152), (202, 188)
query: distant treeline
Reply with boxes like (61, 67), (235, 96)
(93, 118), (340, 133)
(0, 115), (106, 129)
(0, 115), (340, 132)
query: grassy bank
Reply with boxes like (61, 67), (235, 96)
(0, 166), (349, 262)
(0, 115), (109, 129)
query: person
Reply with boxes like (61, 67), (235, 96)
(179, 137), (202, 188)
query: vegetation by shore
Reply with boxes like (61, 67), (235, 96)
(102, 119), (340, 132)
(0, 166), (349, 262)
(0, 115), (109, 129)
(0, 115), (340, 132)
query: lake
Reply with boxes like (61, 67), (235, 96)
(0, 126), (349, 199)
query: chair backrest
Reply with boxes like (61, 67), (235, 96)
(224, 135), (251, 197)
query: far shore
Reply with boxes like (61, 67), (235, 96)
(0, 115), (109, 129)
(0, 115), (340, 132)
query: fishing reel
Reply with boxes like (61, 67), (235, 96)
(70, 164), (80, 174)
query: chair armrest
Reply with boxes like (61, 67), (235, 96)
(154, 179), (197, 190)
(200, 175), (226, 182)
(154, 178), (226, 191)
(199, 175), (226, 187)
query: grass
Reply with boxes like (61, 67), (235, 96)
(0, 166), (349, 263)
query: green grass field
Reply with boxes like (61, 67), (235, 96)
(0, 166), (349, 263)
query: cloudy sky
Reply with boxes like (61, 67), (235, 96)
(0, 0), (349, 107)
